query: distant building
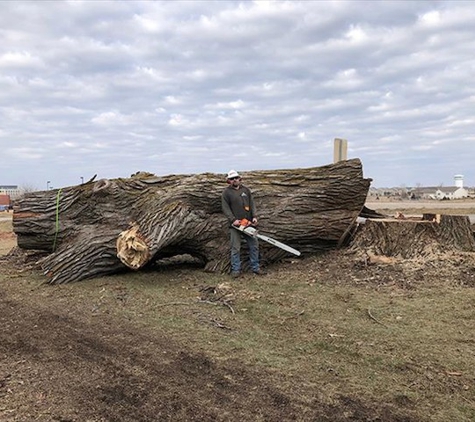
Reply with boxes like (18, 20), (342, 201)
(411, 186), (469, 200)
(0, 185), (21, 200)
(410, 187), (438, 200)
(435, 186), (469, 200)
(0, 194), (10, 210)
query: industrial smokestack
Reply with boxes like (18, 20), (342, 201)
(333, 138), (348, 163)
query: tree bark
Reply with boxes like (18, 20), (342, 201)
(13, 158), (371, 284)
(350, 214), (475, 258)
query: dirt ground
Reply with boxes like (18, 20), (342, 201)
(2, 273), (320, 422)
(1, 204), (474, 421)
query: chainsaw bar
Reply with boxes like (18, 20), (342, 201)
(233, 225), (301, 256)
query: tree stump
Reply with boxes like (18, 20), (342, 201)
(13, 159), (371, 284)
(350, 214), (475, 259)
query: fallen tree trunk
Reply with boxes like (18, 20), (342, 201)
(13, 158), (371, 284)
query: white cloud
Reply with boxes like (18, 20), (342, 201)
(91, 111), (133, 125)
(6, 147), (43, 160)
(57, 141), (77, 148)
(345, 25), (369, 43)
(419, 10), (441, 27)
(168, 114), (186, 127)
(0, 51), (44, 69)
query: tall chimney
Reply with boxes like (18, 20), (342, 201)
(334, 138), (348, 163)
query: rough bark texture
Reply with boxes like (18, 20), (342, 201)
(13, 158), (371, 284)
(350, 214), (475, 258)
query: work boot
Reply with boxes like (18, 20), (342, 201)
(252, 269), (267, 276)
(231, 271), (241, 279)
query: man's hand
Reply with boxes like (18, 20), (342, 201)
(252, 218), (258, 225)
(232, 219), (241, 226)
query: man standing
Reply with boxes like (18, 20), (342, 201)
(221, 170), (265, 278)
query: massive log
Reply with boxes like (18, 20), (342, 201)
(13, 158), (371, 284)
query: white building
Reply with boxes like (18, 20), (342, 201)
(434, 186), (469, 200)
(411, 178), (470, 200)
(0, 185), (21, 199)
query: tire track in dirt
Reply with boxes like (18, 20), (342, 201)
(0, 284), (418, 422)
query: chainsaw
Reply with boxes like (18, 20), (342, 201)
(233, 219), (301, 256)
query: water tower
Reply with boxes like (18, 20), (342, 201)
(454, 174), (464, 188)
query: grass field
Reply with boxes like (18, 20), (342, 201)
(1, 205), (475, 421)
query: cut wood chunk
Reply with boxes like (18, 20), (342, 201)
(117, 223), (151, 269)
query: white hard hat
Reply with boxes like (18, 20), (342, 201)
(226, 169), (240, 179)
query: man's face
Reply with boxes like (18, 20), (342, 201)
(228, 176), (241, 187)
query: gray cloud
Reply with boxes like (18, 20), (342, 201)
(1, 0), (474, 189)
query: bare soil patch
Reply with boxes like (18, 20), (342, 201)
(0, 214), (15, 255)
(1, 205), (475, 421)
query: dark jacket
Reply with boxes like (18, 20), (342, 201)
(221, 185), (256, 225)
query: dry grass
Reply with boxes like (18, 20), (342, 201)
(1, 204), (475, 421)
(9, 253), (471, 421)
(366, 199), (475, 217)
(0, 212), (12, 229)
(0, 212), (15, 255)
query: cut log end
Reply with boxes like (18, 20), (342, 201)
(116, 223), (151, 269)
(351, 214), (475, 259)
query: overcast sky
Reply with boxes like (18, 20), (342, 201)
(1, 0), (474, 189)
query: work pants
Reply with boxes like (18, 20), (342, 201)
(229, 228), (259, 273)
